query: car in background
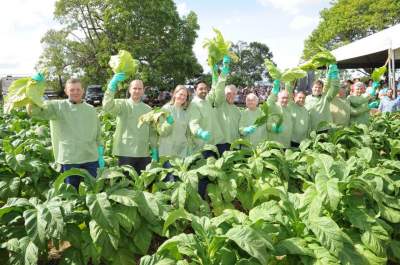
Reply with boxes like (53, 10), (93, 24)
(43, 90), (59, 100)
(85, 85), (104, 106)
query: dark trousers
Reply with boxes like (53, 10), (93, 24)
(290, 141), (300, 148)
(198, 149), (219, 199)
(163, 161), (178, 182)
(216, 143), (231, 156)
(118, 156), (151, 175)
(61, 161), (98, 189)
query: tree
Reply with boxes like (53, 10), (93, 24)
(303, 0), (400, 59)
(37, 0), (203, 91)
(227, 41), (273, 87)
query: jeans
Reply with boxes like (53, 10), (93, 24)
(118, 156), (151, 175)
(216, 143), (231, 156)
(162, 161), (179, 182)
(198, 148), (218, 199)
(61, 161), (98, 189)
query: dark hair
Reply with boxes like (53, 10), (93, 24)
(313, 80), (324, 87)
(194, 80), (208, 90)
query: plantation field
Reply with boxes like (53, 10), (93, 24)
(1, 109), (400, 265)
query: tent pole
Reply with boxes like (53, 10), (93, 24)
(391, 48), (396, 97)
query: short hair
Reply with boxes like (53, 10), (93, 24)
(129, 80), (144, 89)
(65, 78), (82, 87)
(246, 93), (259, 102)
(295, 90), (306, 97)
(195, 80), (208, 90)
(313, 80), (324, 87)
(225, 84), (237, 94)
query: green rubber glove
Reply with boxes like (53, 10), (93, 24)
(327, 64), (339, 79)
(368, 101), (379, 109)
(221, 55), (231, 75)
(196, 128), (211, 141)
(31, 73), (45, 83)
(272, 124), (283, 133)
(272, 80), (280, 95)
(372, 81), (380, 90)
(108, 72), (126, 92)
(97, 146), (105, 169)
(151, 148), (159, 162)
(243, 126), (256, 135)
(166, 115), (174, 125)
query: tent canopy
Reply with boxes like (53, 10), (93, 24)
(331, 23), (400, 69)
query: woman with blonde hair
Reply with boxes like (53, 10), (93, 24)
(157, 85), (191, 180)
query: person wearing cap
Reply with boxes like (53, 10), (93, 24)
(215, 84), (241, 155)
(305, 64), (340, 132)
(102, 74), (157, 175)
(29, 77), (103, 189)
(330, 85), (351, 126)
(348, 81), (376, 124)
(378, 88), (400, 113)
(239, 93), (267, 147)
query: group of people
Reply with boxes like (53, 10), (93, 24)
(26, 60), (398, 197)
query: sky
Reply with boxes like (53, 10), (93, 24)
(0, 0), (331, 77)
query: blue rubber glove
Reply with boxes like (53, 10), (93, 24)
(221, 55), (231, 75)
(166, 115), (174, 125)
(243, 126), (256, 135)
(272, 124), (283, 133)
(151, 148), (159, 162)
(107, 72), (126, 92)
(372, 81), (380, 90)
(97, 146), (105, 169)
(272, 80), (280, 95)
(196, 128), (211, 141)
(327, 64), (339, 79)
(31, 73), (45, 83)
(368, 101), (379, 109)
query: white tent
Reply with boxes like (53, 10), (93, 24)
(331, 23), (400, 90)
(331, 23), (400, 69)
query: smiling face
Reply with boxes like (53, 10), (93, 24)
(225, 85), (237, 105)
(294, 92), (306, 106)
(129, 80), (144, 102)
(278, 91), (289, 107)
(195, 82), (208, 99)
(312, 82), (323, 96)
(65, 80), (84, 103)
(246, 93), (258, 110)
(173, 86), (188, 107)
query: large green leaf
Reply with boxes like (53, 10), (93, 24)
(3, 237), (38, 265)
(275, 237), (314, 257)
(315, 175), (341, 211)
(162, 208), (190, 235)
(281, 67), (307, 82)
(226, 225), (273, 264)
(133, 223), (153, 255)
(371, 66), (387, 82)
(264, 59), (281, 80)
(110, 247), (136, 265)
(157, 233), (197, 260)
(23, 206), (47, 247)
(108, 188), (138, 207)
(86, 192), (119, 235)
(109, 50), (139, 76)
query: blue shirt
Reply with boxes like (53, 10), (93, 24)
(379, 96), (400, 113)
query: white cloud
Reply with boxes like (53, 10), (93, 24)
(0, 0), (57, 76)
(289, 15), (319, 30)
(176, 2), (190, 16)
(257, 0), (321, 14)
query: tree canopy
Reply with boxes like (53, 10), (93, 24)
(302, 0), (400, 60)
(227, 41), (274, 87)
(37, 0), (203, 91)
